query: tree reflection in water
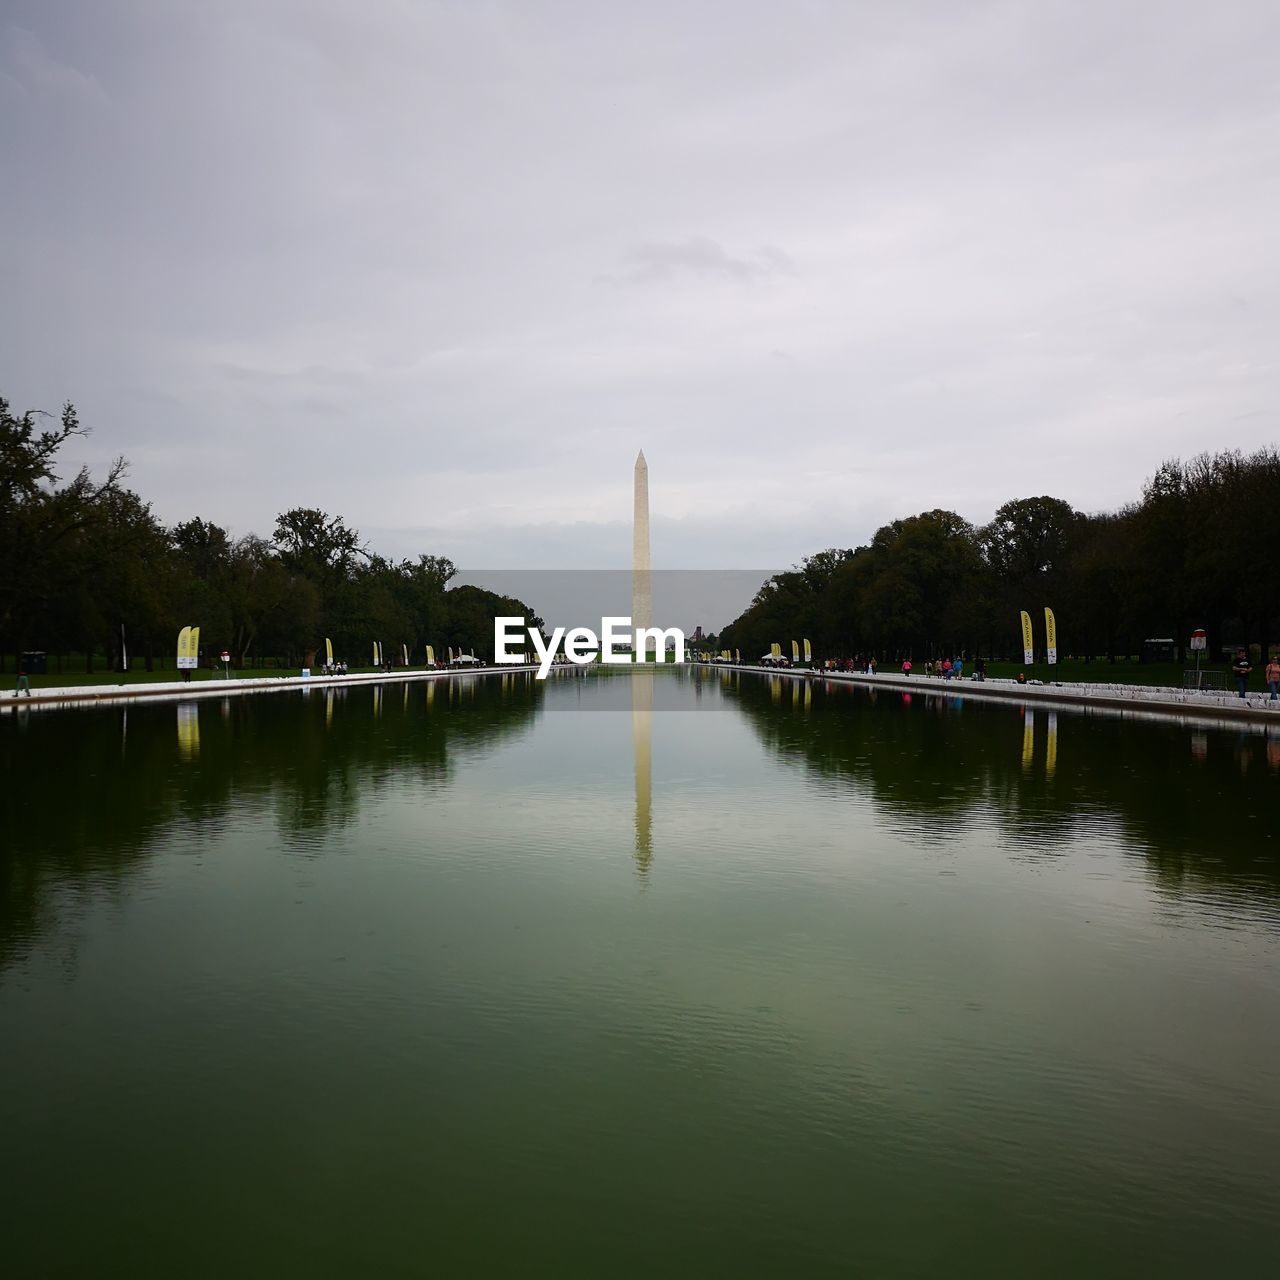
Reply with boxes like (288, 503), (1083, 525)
(0, 675), (542, 971)
(711, 667), (1280, 906)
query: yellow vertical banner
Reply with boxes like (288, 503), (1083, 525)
(771, 642), (782, 658)
(803, 638), (812, 663)
(791, 640), (800, 662)
(1020, 611), (1034, 665)
(373, 641), (380, 666)
(735, 649), (740, 663)
(426, 645), (435, 665)
(325, 637), (333, 666)
(448, 647), (455, 662)
(402, 643), (409, 667)
(1044, 607), (1058, 665)
(177, 626), (200, 669)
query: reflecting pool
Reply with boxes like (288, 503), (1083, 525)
(3, 669), (1279, 1276)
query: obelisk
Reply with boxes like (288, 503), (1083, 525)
(632, 450), (652, 654)
(632, 450), (654, 877)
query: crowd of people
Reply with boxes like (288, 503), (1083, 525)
(767, 650), (1278, 701)
(903, 656), (987, 681)
(809, 655), (989, 681)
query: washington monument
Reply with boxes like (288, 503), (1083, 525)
(632, 449), (653, 875)
(632, 450), (652, 652)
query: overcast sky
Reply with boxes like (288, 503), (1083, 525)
(3, 0), (1278, 576)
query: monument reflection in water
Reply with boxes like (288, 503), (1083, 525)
(632, 666), (653, 878)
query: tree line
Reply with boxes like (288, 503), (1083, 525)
(1, 396), (543, 671)
(720, 447), (1280, 665)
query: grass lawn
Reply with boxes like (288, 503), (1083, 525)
(977, 659), (1228, 689)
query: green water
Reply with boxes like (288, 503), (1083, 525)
(2, 670), (1279, 1277)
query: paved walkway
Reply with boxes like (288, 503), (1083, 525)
(734, 664), (1280, 727)
(3, 665), (539, 712)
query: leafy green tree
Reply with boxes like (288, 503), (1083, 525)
(227, 535), (320, 668)
(0, 398), (126, 660)
(87, 487), (175, 669)
(172, 518), (233, 581)
(273, 508), (366, 583)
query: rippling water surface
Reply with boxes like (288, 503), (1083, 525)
(3, 669), (1279, 1276)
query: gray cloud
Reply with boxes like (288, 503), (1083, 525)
(2, 0), (1278, 576)
(621, 237), (796, 282)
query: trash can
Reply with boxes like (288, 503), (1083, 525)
(20, 651), (47, 675)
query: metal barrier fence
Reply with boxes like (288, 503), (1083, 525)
(1184, 669), (1228, 692)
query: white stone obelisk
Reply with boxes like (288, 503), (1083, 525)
(632, 450), (654, 876)
(632, 450), (652, 655)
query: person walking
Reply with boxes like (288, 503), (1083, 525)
(941, 658), (953, 681)
(974, 656), (986, 682)
(901, 658), (912, 676)
(953, 657), (964, 680)
(1232, 650), (1252, 699)
(1266, 654), (1280, 701)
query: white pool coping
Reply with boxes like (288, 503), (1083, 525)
(729, 664), (1280, 729)
(2, 665), (540, 713)
(10, 660), (1279, 729)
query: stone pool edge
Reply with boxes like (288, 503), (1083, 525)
(3, 665), (541, 713)
(729, 664), (1280, 728)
